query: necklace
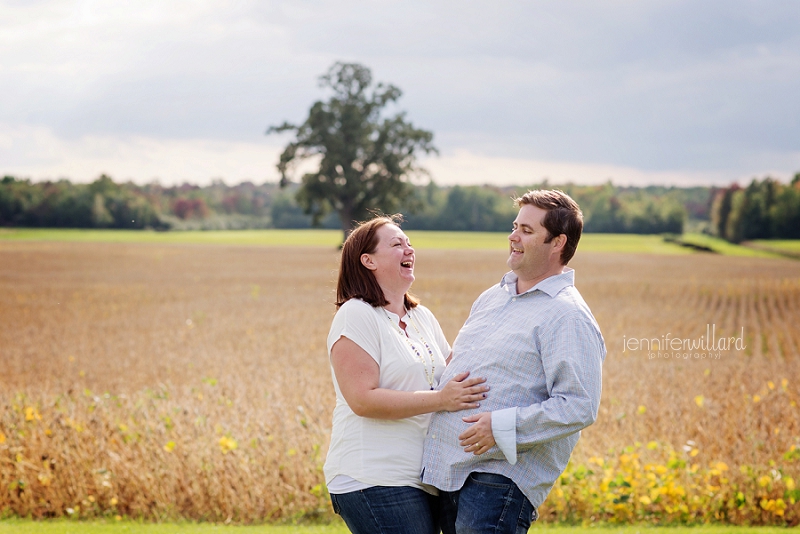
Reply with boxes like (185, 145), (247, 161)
(384, 308), (436, 390)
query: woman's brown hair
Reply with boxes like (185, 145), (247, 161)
(335, 215), (419, 310)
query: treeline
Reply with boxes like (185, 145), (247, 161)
(0, 175), (279, 230)
(399, 182), (692, 234)
(0, 174), (701, 233)
(710, 174), (800, 242)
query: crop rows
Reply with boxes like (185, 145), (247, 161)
(1, 242), (798, 524)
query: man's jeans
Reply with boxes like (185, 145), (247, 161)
(330, 485), (439, 534)
(440, 472), (538, 534)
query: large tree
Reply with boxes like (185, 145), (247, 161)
(267, 62), (437, 239)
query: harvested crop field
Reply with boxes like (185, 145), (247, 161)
(1, 240), (799, 524)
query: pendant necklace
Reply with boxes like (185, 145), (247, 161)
(384, 308), (436, 390)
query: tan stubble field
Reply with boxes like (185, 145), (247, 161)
(0, 241), (798, 523)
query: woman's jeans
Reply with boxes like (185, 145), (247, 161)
(330, 485), (439, 534)
(439, 472), (537, 534)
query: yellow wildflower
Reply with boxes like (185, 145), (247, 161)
(639, 496), (652, 505)
(637, 405), (646, 414)
(768, 381), (775, 390)
(37, 473), (51, 486)
(0, 432), (5, 444)
(689, 448), (699, 457)
(24, 406), (41, 422)
(753, 394), (761, 403)
(694, 395), (704, 407)
(781, 378), (788, 389)
(219, 436), (237, 454)
(786, 477), (795, 490)
(714, 462), (729, 471)
(163, 441), (176, 453)
(646, 441), (658, 450)
(110, 498), (118, 506)
(758, 475), (771, 487)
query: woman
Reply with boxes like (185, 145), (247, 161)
(324, 215), (489, 534)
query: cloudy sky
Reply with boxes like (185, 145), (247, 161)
(2, 0), (799, 187)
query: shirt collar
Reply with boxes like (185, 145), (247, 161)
(500, 267), (575, 297)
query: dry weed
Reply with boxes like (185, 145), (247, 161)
(0, 242), (798, 523)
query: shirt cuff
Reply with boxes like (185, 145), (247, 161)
(491, 407), (517, 465)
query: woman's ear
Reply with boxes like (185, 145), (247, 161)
(360, 253), (377, 271)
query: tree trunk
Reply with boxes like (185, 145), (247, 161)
(339, 207), (355, 244)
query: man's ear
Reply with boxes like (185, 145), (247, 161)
(361, 253), (377, 271)
(552, 234), (567, 253)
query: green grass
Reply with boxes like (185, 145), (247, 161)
(575, 234), (691, 255)
(0, 520), (792, 534)
(3, 228), (797, 259)
(0, 519), (348, 534)
(0, 228), (344, 247)
(678, 234), (787, 259)
(0, 228), (695, 254)
(745, 239), (800, 257)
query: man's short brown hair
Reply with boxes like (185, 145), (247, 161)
(335, 215), (420, 310)
(514, 190), (583, 265)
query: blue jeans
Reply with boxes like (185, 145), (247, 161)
(330, 486), (439, 534)
(439, 472), (537, 534)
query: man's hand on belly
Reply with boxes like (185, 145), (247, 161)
(459, 412), (495, 455)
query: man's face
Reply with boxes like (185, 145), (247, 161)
(507, 204), (561, 282)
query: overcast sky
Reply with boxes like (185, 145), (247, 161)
(2, 0), (799, 187)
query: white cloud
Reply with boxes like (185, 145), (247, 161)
(1, 0), (799, 185)
(423, 150), (734, 188)
(5, 124), (795, 187)
(0, 124), (283, 184)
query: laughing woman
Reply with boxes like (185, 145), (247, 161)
(324, 215), (488, 534)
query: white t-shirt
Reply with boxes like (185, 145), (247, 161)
(323, 299), (450, 494)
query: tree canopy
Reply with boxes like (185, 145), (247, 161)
(267, 62), (437, 238)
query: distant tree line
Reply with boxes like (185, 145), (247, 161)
(0, 174), (704, 234)
(709, 174), (800, 242)
(3, 173), (796, 237)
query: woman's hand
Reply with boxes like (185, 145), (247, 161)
(437, 371), (489, 412)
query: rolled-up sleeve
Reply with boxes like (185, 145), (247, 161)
(514, 314), (605, 448)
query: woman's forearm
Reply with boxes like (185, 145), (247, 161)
(347, 387), (445, 419)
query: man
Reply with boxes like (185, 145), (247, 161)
(421, 190), (606, 534)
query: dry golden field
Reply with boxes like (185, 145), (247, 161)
(1, 240), (799, 524)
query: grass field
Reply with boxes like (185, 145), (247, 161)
(676, 234), (787, 259)
(0, 519), (794, 534)
(745, 239), (800, 259)
(2, 229), (797, 259)
(0, 228), (698, 254)
(1, 235), (799, 526)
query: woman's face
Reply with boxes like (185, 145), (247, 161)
(361, 223), (415, 294)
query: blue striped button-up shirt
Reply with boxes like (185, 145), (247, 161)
(421, 268), (606, 508)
